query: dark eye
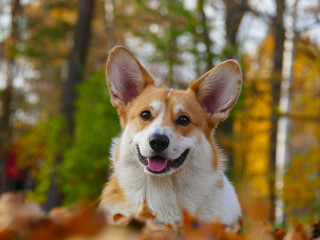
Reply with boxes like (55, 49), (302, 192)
(140, 110), (152, 121)
(176, 115), (190, 126)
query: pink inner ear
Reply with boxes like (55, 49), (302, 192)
(114, 64), (141, 105)
(200, 80), (226, 114)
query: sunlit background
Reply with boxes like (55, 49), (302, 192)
(0, 0), (319, 228)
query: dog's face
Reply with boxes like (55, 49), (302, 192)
(106, 46), (242, 176)
(125, 87), (209, 175)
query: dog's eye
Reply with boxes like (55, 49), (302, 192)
(140, 110), (152, 121)
(176, 115), (190, 126)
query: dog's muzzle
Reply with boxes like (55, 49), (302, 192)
(136, 146), (189, 174)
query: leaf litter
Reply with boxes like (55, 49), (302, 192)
(0, 193), (319, 240)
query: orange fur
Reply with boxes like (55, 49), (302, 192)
(114, 143), (120, 163)
(100, 174), (126, 204)
(216, 174), (225, 189)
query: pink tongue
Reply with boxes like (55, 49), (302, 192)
(148, 157), (168, 172)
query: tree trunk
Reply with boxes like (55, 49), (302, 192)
(269, 0), (286, 224)
(223, 0), (248, 58)
(0, 0), (21, 192)
(43, 0), (95, 211)
(220, 0), (248, 179)
(275, 0), (299, 226)
(198, 0), (214, 72)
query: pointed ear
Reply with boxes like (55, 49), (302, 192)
(106, 46), (154, 109)
(189, 60), (242, 121)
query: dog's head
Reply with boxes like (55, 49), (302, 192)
(106, 46), (242, 176)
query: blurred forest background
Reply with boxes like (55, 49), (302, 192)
(0, 0), (319, 228)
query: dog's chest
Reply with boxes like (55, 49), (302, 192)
(115, 161), (217, 223)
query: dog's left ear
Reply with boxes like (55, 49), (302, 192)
(189, 60), (242, 121)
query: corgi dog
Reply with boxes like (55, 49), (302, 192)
(100, 46), (242, 226)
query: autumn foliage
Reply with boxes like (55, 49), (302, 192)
(1, 0), (320, 235)
(0, 193), (319, 240)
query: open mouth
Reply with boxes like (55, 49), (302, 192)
(137, 146), (189, 174)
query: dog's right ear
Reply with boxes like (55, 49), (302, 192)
(106, 46), (154, 109)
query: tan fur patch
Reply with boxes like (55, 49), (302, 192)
(216, 174), (224, 189)
(121, 86), (167, 130)
(101, 174), (126, 204)
(165, 89), (211, 137)
(114, 143), (120, 163)
(212, 143), (219, 171)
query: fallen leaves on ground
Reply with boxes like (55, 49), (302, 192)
(0, 193), (319, 240)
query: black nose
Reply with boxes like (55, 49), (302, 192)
(149, 134), (169, 152)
